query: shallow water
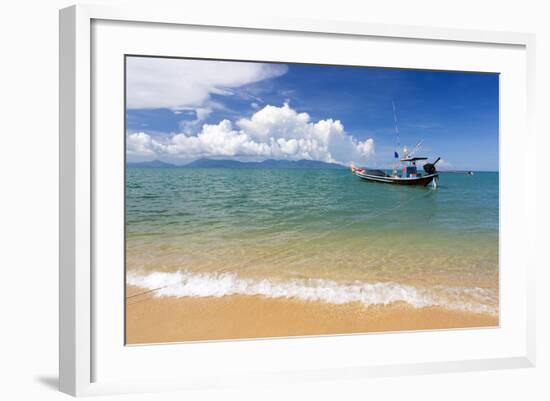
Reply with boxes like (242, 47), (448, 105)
(126, 168), (499, 315)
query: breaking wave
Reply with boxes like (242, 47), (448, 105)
(127, 270), (498, 315)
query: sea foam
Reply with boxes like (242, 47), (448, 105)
(127, 270), (498, 315)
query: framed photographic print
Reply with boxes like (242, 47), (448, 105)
(124, 55), (500, 344)
(59, 4), (536, 396)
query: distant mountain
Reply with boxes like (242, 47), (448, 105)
(126, 160), (177, 168)
(127, 158), (347, 169)
(182, 158), (346, 169)
(184, 158), (249, 168)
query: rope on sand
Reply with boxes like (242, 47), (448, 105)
(125, 286), (165, 299)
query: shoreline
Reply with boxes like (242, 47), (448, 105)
(126, 285), (498, 344)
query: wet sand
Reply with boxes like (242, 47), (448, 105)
(125, 285), (498, 344)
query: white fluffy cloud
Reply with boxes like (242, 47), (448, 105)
(126, 57), (288, 111)
(127, 103), (374, 166)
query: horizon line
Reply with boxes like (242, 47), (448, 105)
(126, 158), (498, 172)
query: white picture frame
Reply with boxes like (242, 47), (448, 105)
(59, 3), (536, 397)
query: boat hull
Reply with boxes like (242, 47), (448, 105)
(355, 171), (438, 186)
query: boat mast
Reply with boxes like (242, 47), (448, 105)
(392, 101), (401, 175)
(392, 101), (400, 153)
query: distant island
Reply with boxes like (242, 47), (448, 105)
(127, 158), (347, 169)
(126, 159), (176, 168)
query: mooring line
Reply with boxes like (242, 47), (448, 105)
(125, 286), (165, 299)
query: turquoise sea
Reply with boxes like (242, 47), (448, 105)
(126, 168), (499, 315)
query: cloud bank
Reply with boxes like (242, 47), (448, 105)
(126, 57), (287, 111)
(127, 103), (374, 165)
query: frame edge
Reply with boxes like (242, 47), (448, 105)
(59, 5), (77, 396)
(524, 33), (537, 368)
(59, 4), (92, 396)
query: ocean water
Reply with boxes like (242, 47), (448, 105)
(126, 168), (499, 315)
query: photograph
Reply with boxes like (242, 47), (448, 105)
(124, 55), (499, 344)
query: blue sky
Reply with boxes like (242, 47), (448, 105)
(126, 56), (499, 171)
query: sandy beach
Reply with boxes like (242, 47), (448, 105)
(125, 285), (498, 345)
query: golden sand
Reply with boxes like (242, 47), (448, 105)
(125, 285), (498, 345)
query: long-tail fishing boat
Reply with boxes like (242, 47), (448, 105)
(351, 155), (440, 187)
(351, 102), (441, 188)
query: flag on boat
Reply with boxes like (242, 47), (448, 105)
(394, 151), (399, 158)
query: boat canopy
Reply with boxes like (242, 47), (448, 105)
(400, 157), (428, 162)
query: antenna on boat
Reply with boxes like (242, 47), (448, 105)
(391, 101), (401, 175)
(392, 101), (400, 154)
